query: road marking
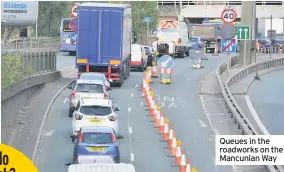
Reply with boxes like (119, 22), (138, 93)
(168, 102), (177, 108)
(244, 95), (270, 135)
(63, 98), (69, 104)
(200, 95), (220, 135)
(42, 130), (54, 136)
(198, 119), (207, 128)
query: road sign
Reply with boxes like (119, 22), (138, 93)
(220, 23), (236, 39)
(236, 25), (250, 40)
(221, 38), (237, 53)
(70, 32), (77, 46)
(70, 4), (78, 18)
(159, 55), (174, 68)
(221, 8), (237, 23)
(69, 18), (78, 32)
(144, 17), (152, 23)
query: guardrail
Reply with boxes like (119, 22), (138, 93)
(1, 49), (60, 144)
(216, 56), (284, 172)
(1, 37), (59, 51)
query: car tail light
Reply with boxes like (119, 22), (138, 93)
(77, 72), (81, 79)
(108, 115), (116, 121)
(75, 114), (83, 120)
(178, 38), (181, 44)
(72, 91), (76, 98)
(78, 133), (83, 142)
(111, 133), (116, 142)
(104, 93), (109, 99)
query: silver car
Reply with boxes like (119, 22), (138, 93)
(78, 72), (111, 91)
(68, 79), (110, 117)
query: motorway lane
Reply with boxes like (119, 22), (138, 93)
(248, 69), (284, 135)
(56, 52), (76, 69)
(34, 70), (174, 172)
(150, 54), (235, 172)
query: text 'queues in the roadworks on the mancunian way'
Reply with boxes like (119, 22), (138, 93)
(215, 135), (284, 165)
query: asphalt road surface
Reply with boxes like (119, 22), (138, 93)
(248, 69), (284, 135)
(34, 64), (174, 172)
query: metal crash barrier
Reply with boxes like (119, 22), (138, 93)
(257, 47), (283, 56)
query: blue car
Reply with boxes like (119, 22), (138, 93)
(72, 126), (121, 164)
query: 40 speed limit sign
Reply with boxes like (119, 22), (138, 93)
(221, 9), (237, 23)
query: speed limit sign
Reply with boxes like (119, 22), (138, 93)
(221, 9), (237, 23)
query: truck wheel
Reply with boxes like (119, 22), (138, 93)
(115, 72), (124, 87)
(69, 108), (74, 117)
(185, 51), (189, 57)
(140, 66), (144, 72)
(123, 64), (128, 79)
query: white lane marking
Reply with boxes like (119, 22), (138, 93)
(63, 98), (69, 104)
(198, 119), (207, 128)
(42, 130), (54, 136)
(244, 95), (270, 135)
(200, 95), (220, 135)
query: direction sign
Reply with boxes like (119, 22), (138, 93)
(144, 17), (152, 23)
(70, 4), (78, 18)
(221, 38), (237, 53)
(221, 9), (237, 23)
(69, 18), (78, 32)
(70, 32), (77, 46)
(220, 23), (237, 39)
(159, 55), (174, 68)
(236, 25), (250, 40)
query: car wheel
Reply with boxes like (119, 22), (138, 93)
(69, 108), (73, 117)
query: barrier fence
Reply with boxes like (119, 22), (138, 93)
(1, 48), (60, 144)
(216, 56), (284, 172)
(1, 37), (60, 52)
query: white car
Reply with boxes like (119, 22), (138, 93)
(71, 98), (120, 137)
(68, 79), (110, 117)
(78, 72), (111, 91)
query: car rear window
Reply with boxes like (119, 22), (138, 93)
(76, 84), (103, 93)
(80, 106), (112, 116)
(144, 47), (150, 54)
(190, 37), (198, 42)
(82, 132), (112, 144)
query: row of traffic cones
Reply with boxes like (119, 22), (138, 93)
(141, 67), (195, 172)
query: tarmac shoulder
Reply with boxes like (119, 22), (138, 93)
(8, 77), (73, 159)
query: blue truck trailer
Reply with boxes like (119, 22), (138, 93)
(76, 3), (132, 87)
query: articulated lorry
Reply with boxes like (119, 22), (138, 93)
(76, 3), (133, 87)
(188, 24), (218, 53)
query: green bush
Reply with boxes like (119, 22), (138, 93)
(1, 54), (35, 89)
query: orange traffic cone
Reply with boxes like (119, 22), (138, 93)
(156, 116), (165, 134)
(149, 98), (156, 116)
(172, 143), (182, 166)
(168, 136), (177, 157)
(152, 106), (160, 122)
(154, 112), (162, 128)
(185, 158), (191, 172)
(179, 150), (187, 172)
(280, 47), (283, 54)
(165, 125), (174, 147)
(212, 45), (218, 56)
(151, 63), (158, 78)
(161, 121), (169, 141)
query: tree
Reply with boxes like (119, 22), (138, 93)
(109, 1), (159, 36)
(34, 1), (74, 37)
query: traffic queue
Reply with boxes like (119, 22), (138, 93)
(64, 43), (157, 172)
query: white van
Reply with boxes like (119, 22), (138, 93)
(131, 44), (147, 72)
(68, 163), (136, 172)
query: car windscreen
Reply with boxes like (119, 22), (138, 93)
(80, 106), (112, 116)
(82, 132), (112, 144)
(76, 84), (103, 93)
(160, 28), (178, 33)
(144, 47), (150, 54)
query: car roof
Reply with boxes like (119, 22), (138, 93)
(80, 98), (112, 106)
(77, 79), (104, 85)
(81, 126), (114, 133)
(80, 72), (105, 76)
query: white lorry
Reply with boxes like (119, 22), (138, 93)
(154, 20), (190, 58)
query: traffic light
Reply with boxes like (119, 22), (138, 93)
(132, 30), (137, 43)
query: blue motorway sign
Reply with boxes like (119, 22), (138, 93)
(70, 32), (77, 46)
(221, 38), (237, 53)
(144, 17), (152, 23)
(159, 55), (174, 68)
